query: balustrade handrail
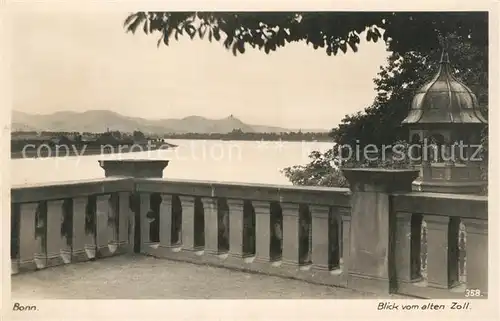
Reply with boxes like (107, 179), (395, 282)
(11, 177), (488, 221)
(392, 192), (487, 220)
(134, 178), (351, 207)
(11, 177), (134, 203)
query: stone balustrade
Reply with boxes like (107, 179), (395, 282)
(10, 178), (134, 273)
(10, 160), (488, 299)
(134, 178), (352, 287)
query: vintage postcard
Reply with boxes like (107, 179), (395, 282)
(1, 0), (498, 320)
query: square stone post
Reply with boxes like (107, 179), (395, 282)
(281, 203), (301, 268)
(342, 168), (419, 295)
(179, 196), (197, 251)
(253, 200), (272, 264)
(227, 199), (245, 259)
(309, 205), (331, 272)
(201, 197), (221, 256)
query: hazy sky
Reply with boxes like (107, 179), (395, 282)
(11, 7), (390, 129)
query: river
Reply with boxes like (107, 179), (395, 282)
(11, 140), (334, 186)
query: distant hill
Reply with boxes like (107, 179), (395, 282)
(11, 110), (328, 134)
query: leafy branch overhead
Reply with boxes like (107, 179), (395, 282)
(124, 12), (487, 56)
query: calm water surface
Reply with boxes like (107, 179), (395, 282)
(11, 140), (333, 186)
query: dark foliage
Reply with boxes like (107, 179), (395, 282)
(124, 12), (487, 57)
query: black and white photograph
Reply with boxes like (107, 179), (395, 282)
(1, 1), (497, 319)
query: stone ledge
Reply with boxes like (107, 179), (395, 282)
(342, 168), (420, 193)
(99, 160), (169, 178)
(11, 178), (134, 203)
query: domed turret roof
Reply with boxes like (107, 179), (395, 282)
(402, 49), (487, 125)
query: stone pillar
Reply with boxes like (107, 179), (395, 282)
(253, 201), (272, 264)
(342, 168), (419, 294)
(18, 203), (38, 272)
(461, 218), (488, 295)
(227, 199), (245, 259)
(99, 160), (169, 178)
(202, 197), (220, 255)
(72, 197), (88, 262)
(281, 203), (301, 268)
(310, 205), (330, 272)
(45, 200), (67, 267)
(179, 196), (197, 251)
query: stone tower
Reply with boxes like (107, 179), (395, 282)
(402, 48), (487, 194)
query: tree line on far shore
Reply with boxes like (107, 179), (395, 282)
(162, 129), (331, 141)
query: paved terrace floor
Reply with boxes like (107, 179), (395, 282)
(12, 255), (399, 299)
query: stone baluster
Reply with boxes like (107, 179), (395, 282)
(117, 192), (131, 253)
(72, 197), (88, 262)
(159, 194), (174, 249)
(339, 208), (351, 272)
(201, 197), (221, 256)
(227, 199), (245, 260)
(179, 196), (197, 251)
(139, 193), (152, 252)
(95, 194), (113, 257)
(309, 205), (330, 272)
(461, 218), (488, 295)
(423, 215), (457, 289)
(281, 203), (301, 268)
(45, 200), (67, 267)
(84, 197), (97, 260)
(107, 194), (120, 254)
(11, 204), (20, 274)
(34, 202), (47, 269)
(253, 201), (272, 264)
(395, 212), (420, 283)
(18, 203), (38, 272)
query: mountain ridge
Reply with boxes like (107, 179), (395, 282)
(11, 110), (329, 134)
